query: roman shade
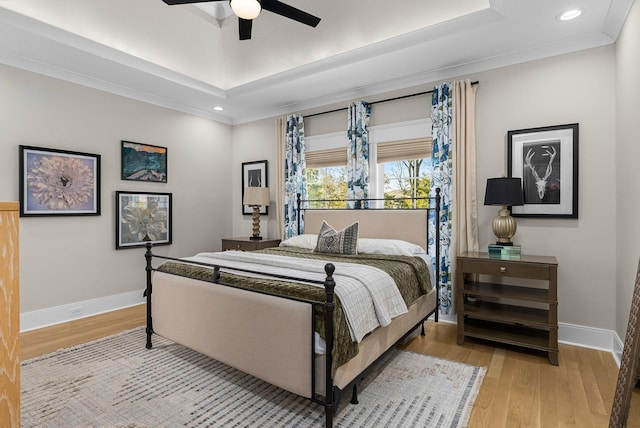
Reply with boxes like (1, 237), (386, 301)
(305, 148), (348, 168)
(376, 137), (432, 163)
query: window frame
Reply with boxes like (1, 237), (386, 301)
(304, 118), (432, 204)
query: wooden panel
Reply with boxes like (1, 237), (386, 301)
(463, 281), (554, 303)
(461, 258), (552, 280)
(0, 202), (19, 427)
(221, 238), (280, 251)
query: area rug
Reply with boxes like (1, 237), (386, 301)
(21, 328), (485, 427)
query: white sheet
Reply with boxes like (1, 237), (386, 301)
(184, 251), (408, 343)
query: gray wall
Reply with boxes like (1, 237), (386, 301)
(0, 64), (233, 313)
(232, 45), (619, 331)
(616, 0), (640, 339)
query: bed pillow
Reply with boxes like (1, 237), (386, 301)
(279, 234), (318, 250)
(357, 238), (426, 256)
(313, 221), (359, 255)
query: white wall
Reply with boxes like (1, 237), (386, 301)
(232, 45), (619, 332)
(231, 118), (279, 240)
(616, 0), (640, 338)
(473, 46), (617, 330)
(0, 64), (232, 316)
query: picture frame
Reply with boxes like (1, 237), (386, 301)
(115, 191), (172, 249)
(121, 141), (167, 183)
(19, 145), (101, 217)
(242, 160), (268, 215)
(507, 123), (578, 218)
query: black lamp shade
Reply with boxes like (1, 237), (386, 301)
(484, 177), (524, 206)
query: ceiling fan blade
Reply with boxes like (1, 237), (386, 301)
(262, 0), (321, 27)
(162, 0), (225, 4)
(238, 18), (253, 40)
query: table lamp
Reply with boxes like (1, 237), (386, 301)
(484, 177), (524, 246)
(243, 186), (270, 240)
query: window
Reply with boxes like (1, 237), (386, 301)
(306, 147), (347, 208)
(382, 158), (431, 208)
(374, 137), (432, 208)
(304, 120), (433, 208)
(306, 166), (348, 208)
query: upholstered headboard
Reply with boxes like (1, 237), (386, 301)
(303, 209), (429, 250)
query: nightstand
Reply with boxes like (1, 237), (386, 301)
(456, 251), (559, 365)
(221, 237), (281, 251)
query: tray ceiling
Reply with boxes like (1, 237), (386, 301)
(0, 0), (633, 124)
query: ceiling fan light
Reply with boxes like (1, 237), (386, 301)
(230, 0), (261, 20)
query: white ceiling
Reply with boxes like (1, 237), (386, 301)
(0, 0), (634, 124)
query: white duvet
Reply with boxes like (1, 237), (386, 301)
(183, 251), (409, 343)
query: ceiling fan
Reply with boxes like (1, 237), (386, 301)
(162, 0), (321, 40)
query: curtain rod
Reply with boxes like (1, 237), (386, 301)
(305, 80), (479, 119)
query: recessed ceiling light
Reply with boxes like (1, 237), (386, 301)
(557, 9), (582, 21)
(213, 106), (224, 111)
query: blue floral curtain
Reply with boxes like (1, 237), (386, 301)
(429, 84), (453, 315)
(347, 101), (371, 209)
(284, 114), (306, 239)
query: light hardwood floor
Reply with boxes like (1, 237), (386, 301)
(21, 305), (640, 427)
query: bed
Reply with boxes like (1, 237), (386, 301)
(143, 191), (441, 428)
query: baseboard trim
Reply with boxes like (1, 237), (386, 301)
(558, 322), (617, 354)
(21, 294), (623, 367)
(432, 314), (619, 365)
(613, 331), (624, 367)
(20, 289), (145, 332)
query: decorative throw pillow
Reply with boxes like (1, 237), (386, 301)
(314, 221), (359, 255)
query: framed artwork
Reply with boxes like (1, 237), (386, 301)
(507, 123), (578, 218)
(116, 191), (172, 249)
(19, 145), (101, 217)
(121, 141), (167, 183)
(242, 160), (268, 215)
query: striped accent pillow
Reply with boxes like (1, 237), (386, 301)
(314, 221), (359, 255)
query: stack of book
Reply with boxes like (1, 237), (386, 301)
(488, 244), (521, 260)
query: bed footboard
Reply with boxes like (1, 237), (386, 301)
(145, 243), (337, 427)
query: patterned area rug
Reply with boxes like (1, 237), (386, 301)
(22, 328), (485, 427)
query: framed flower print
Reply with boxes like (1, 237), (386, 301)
(116, 191), (172, 249)
(19, 145), (101, 217)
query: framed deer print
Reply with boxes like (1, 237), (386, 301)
(507, 123), (578, 218)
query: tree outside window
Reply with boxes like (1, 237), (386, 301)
(306, 158), (431, 208)
(383, 158), (431, 208)
(306, 166), (348, 208)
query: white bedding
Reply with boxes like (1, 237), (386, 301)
(184, 251), (408, 343)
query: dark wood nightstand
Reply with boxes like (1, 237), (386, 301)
(456, 251), (559, 365)
(221, 237), (281, 252)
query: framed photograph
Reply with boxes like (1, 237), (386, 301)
(19, 145), (101, 217)
(508, 123), (578, 218)
(121, 141), (167, 182)
(116, 191), (172, 249)
(242, 160), (268, 215)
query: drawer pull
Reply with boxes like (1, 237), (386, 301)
(499, 267), (507, 273)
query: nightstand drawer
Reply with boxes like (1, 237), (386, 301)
(461, 259), (551, 280)
(221, 238), (281, 252)
(222, 240), (257, 251)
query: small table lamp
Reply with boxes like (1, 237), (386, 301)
(484, 177), (524, 246)
(243, 186), (270, 240)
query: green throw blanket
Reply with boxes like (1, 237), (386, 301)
(156, 247), (433, 373)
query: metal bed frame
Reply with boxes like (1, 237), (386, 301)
(143, 189), (441, 428)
